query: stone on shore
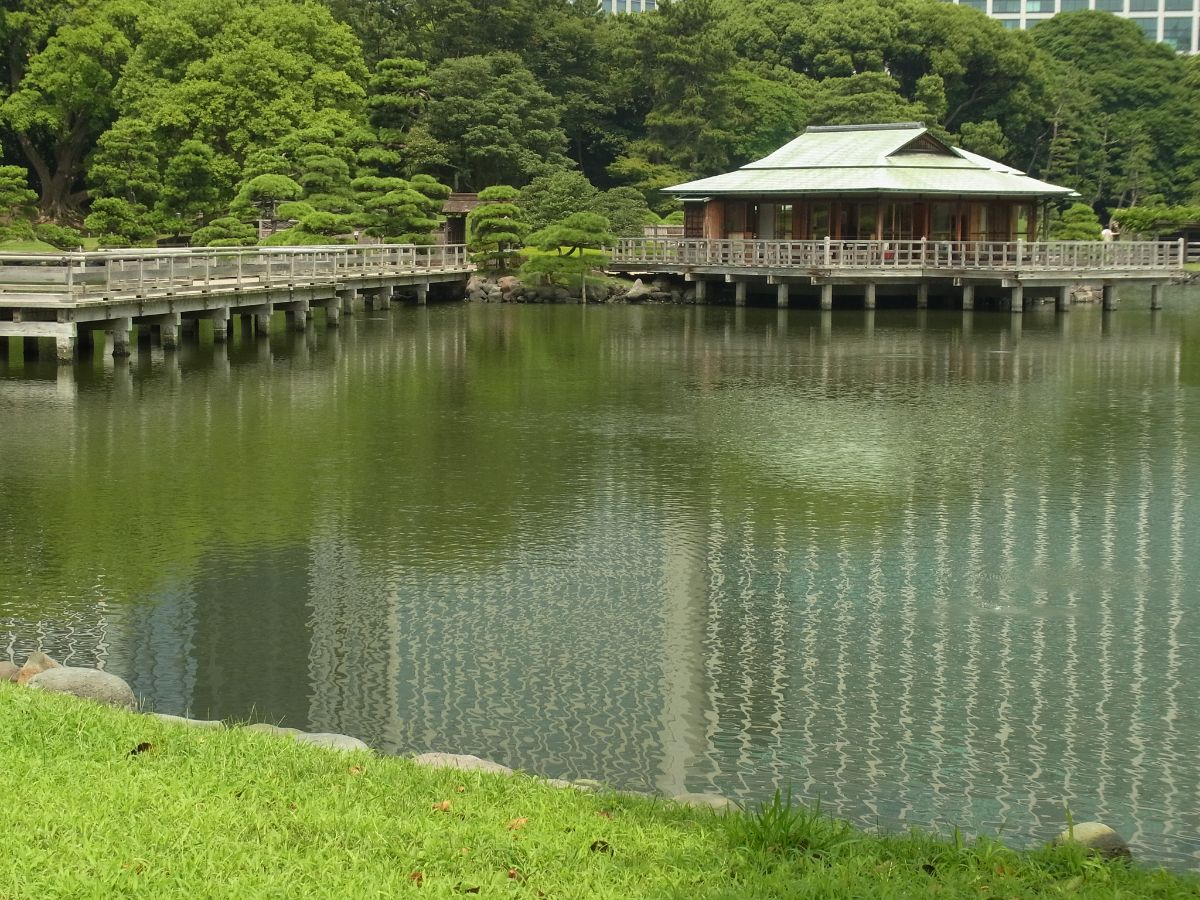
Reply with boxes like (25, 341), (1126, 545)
(624, 278), (650, 301)
(674, 792), (737, 812)
(245, 723), (303, 737)
(26, 666), (136, 710)
(1054, 822), (1131, 860)
(294, 732), (370, 752)
(16, 652), (61, 685)
(152, 713), (224, 729)
(0, 660), (18, 682)
(411, 752), (514, 775)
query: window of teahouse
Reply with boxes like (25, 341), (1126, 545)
(810, 203), (831, 240)
(883, 203), (914, 241)
(857, 203), (877, 240)
(932, 203), (954, 240)
(987, 203), (1011, 241)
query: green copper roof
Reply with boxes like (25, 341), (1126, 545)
(666, 123), (1076, 199)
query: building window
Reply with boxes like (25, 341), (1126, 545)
(1163, 15), (1194, 46)
(1025, 0), (1056, 11)
(1131, 15), (1159, 37)
(1164, 0), (1193, 9)
(1095, 0), (1124, 10)
(992, 0), (1019, 11)
(1129, 0), (1158, 10)
(1060, 0), (1088, 8)
(961, 0), (986, 7)
(999, 17), (1022, 27)
(774, 204), (794, 240)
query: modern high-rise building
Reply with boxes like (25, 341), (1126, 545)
(946, 0), (1199, 52)
(599, 0), (657, 11)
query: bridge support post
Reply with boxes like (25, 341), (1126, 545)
(961, 284), (975, 311)
(819, 283), (833, 310)
(161, 313), (181, 350)
(1054, 286), (1071, 312)
(416, 282), (428, 305)
(1010, 285), (1024, 313)
(210, 308), (230, 343)
(340, 290), (356, 314)
(694, 280), (707, 303)
(254, 306), (272, 336)
(864, 283), (876, 310)
(108, 317), (132, 357)
(55, 332), (75, 364)
(325, 302), (341, 328)
(1150, 283), (1164, 310)
(916, 283), (928, 309)
(1102, 284), (1117, 310)
(288, 301), (309, 331)
(734, 281), (747, 307)
(776, 283), (789, 308)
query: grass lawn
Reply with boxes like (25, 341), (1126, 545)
(1, 683), (1197, 898)
(1185, 262), (1199, 272)
(0, 238), (62, 252)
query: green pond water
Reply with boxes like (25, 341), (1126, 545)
(2, 291), (1199, 869)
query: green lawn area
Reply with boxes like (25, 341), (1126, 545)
(1, 683), (1197, 898)
(1185, 262), (1199, 272)
(0, 238), (61, 252)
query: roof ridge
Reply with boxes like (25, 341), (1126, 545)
(805, 122), (925, 133)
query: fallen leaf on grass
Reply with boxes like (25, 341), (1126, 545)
(455, 784), (466, 793)
(590, 839), (612, 854)
(348, 765), (364, 776)
(459, 848), (470, 856)
(127, 742), (154, 757)
(507, 868), (522, 881)
(507, 817), (529, 831)
(432, 800), (452, 812)
(596, 810), (613, 820)
(409, 872), (424, 887)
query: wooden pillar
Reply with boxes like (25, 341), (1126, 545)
(108, 317), (132, 357)
(734, 281), (747, 306)
(864, 283), (876, 310)
(694, 279), (707, 302)
(962, 284), (975, 311)
(210, 308), (230, 343)
(1010, 285), (1024, 313)
(916, 282), (928, 309)
(819, 283), (833, 310)
(1150, 283), (1164, 310)
(1102, 284), (1117, 311)
(776, 282), (789, 308)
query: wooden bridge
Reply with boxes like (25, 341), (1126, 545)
(0, 244), (472, 362)
(609, 237), (1188, 311)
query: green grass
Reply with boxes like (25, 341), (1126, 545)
(1, 684), (1197, 898)
(0, 238), (61, 252)
(1185, 262), (1199, 272)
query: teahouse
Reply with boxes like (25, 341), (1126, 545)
(665, 122), (1075, 242)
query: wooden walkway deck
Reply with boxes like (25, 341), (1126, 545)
(609, 237), (1187, 310)
(0, 245), (472, 361)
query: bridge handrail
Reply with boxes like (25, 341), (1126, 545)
(608, 237), (1187, 272)
(0, 244), (471, 302)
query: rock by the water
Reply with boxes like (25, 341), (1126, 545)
(1054, 822), (1131, 860)
(573, 778), (604, 790)
(16, 652), (61, 685)
(465, 275), (485, 294)
(0, 660), (18, 682)
(497, 275), (520, 294)
(543, 778), (576, 789)
(26, 666), (136, 710)
(245, 723), (303, 737)
(625, 278), (650, 301)
(152, 713), (224, 729)
(411, 752), (514, 775)
(294, 732), (370, 752)
(674, 792), (737, 812)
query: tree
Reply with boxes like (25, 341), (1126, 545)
(83, 196), (156, 246)
(467, 185), (529, 271)
(358, 175), (448, 242)
(421, 52), (569, 189)
(1, 0), (146, 216)
(0, 166), (38, 221)
(191, 216), (257, 247)
(521, 211), (615, 299)
(230, 174), (303, 221)
(1049, 202), (1101, 241)
(157, 140), (226, 234)
(593, 187), (654, 237)
(519, 171), (598, 232)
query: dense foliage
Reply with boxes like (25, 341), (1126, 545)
(1, 0), (1197, 244)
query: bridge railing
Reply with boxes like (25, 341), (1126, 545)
(610, 237), (1187, 272)
(0, 244), (471, 303)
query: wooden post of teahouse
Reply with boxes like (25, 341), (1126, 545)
(820, 283), (833, 310)
(1102, 284), (1117, 310)
(864, 283), (876, 310)
(1150, 283), (1163, 311)
(962, 284), (975, 311)
(776, 282), (789, 308)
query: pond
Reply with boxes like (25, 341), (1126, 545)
(2, 289), (1199, 869)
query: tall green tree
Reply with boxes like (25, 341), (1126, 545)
(466, 184), (529, 271)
